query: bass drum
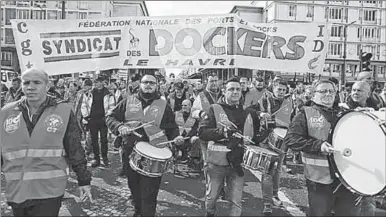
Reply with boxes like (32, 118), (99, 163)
(331, 109), (386, 196)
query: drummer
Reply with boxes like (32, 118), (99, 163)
(256, 80), (296, 215)
(199, 77), (259, 217)
(339, 80), (377, 216)
(283, 80), (360, 216)
(106, 72), (185, 217)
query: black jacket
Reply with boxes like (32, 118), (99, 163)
(198, 97), (259, 175)
(198, 96), (259, 143)
(106, 92), (179, 151)
(283, 102), (340, 155)
(345, 95), (379, 110)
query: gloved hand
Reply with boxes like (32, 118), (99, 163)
(223, 128), (242, 139)
(227, 137), (243, 149)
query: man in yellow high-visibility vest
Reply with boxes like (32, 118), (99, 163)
(1, 68), (93, 216)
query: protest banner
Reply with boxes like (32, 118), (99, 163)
(11, 14), (329, 75)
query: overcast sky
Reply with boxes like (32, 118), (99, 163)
(146, 1), (253, 17)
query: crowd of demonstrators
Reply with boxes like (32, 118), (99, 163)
(3, 66), (386, 217)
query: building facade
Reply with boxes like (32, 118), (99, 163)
(252, 0), (386, 83)
(0, 1), (148, 73)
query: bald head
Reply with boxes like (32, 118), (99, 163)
(351, 81), (371, 105)
(21, 68), (50, 104)
(181, 99), (192, 113)
(22, 68), (49, 84)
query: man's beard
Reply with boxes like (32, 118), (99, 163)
(256, 87), (263, 91)
(140, 89), (156, 99)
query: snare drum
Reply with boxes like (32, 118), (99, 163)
(268, 128), (288, 153)
(331, 109), (386, 196)
(242, 145), (280, 174)
(129, 142), (173, 177)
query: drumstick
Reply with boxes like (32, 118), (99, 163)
(156, 137), (190, 146)
(219, 122), (255, 144)
(125, 120), (155, 131)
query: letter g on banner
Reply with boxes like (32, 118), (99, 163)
(17, 22), (32, 56)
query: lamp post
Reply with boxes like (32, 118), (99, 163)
(341, 21), (356, 86)
(61, 1), (66, 19)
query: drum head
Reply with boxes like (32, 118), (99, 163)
(273, 128), (287, 138)
(332, 111), (386, 195)
(135, 142), (172, 159)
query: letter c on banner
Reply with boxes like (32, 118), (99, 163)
(17, 22), (28, 33)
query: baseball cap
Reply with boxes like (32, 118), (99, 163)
(174, 82), (184, 90)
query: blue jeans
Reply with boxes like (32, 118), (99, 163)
(260, 143), (285, 205)
(360, 196), (376, 216)
(306, 179), (360, 216)
(205, 163), (244, 216)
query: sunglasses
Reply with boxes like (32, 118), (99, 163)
(315, 89), (336, 94)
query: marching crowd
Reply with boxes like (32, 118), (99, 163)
(1, 68), (386, 217)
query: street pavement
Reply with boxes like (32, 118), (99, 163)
(2, 146), (386, 216)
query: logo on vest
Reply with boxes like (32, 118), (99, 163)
(4, 113), (21, 133)
(309, 116), (325, 128)
(148, 107), (159, 118)
(44, 114), (63, 133)
(219, 113), (230, 123)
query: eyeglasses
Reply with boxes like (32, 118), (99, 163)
(141, 81), (156, 85)
(315, 89), (336, 94)
(227, 87), (241, 92)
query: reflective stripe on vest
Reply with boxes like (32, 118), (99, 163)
(125, 96), (168, 145)
(5, 169), (67, 181)
(275, 96), (293, 128)
(175, 111), (195, 135)
(199, 91), (212, 114)
(207, 104), (253, 166)
(0, 101), (71, 203)
(3, 149), (65, 160)
(303, 107), (333, 184)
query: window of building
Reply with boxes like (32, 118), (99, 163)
(66, 11), (78, 20)
(329, 8), (343, 20)
(47, 10), (58, 20)
(289, 5), (297, 17)
(1, 8), (4, 23)
(328, 43), (342, 56)
(78, 1), (88, 10)
(365, 1), (376, 3)
(1, 51), (12, 64)
(79, 12), (87, 19)
(362, 27), (377, 39)
(17, 9), (30, 19)
(332, 64), (341, 73)
(32, 10), (46, 20)
(5, 1), (16, 6)
(5, 8), (17, 25)
(363, 10), (376, 21)
(307, 6), (314, 17)
(331, 25), (343, 37)
(34, 1), (47, 8)
(4, 28), (14, 44)
(88, 12), (102, 19)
